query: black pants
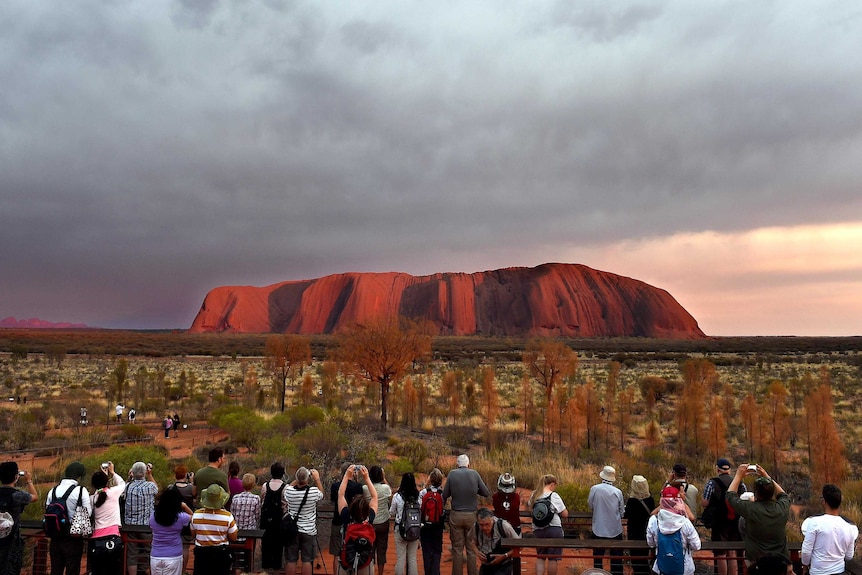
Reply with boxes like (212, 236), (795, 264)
(592, 533), (623, 575)
(479, 560), (513, 575)
(261, 528), (285, 570)
(194, 545), (233, 575)
(49, 536), (84, 575)
(89, 535), (124, 575)
(420, 529), (443, 575)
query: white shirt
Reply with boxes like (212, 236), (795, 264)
(801, 514), (858, 575)
(588, 481), (624, 537)
(646, 510), (701, 575)
(46, 479), (93, 522)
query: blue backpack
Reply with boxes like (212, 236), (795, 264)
(655, 529), (685, 575)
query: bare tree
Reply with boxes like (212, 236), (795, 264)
(264, 334), (312, 412)
(335, 318), (431, 428)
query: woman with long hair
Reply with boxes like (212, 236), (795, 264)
(528, 474), (568, 575)
(390, 472), (420, 575)
(149, 485), (194, 575)
(89, 462), (125, 575)
(418, 468), (445, 575)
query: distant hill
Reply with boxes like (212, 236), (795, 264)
(190, 263), (706, 338)
(0, 317), (90, 329)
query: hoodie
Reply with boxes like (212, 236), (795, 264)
(646, 509), (702, 575)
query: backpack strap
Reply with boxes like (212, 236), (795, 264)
(291, 486), (311, 520)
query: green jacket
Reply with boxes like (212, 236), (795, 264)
(727, 491), (791, 561)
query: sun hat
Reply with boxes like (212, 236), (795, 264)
(599, 466), (616, 482)
(200, 484), (229, 509)
(630, 475), (650, 500)
(497, 473), (516, 493)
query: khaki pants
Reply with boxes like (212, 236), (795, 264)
(449, 511), (479, 575)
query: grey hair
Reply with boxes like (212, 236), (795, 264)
(477, 508), (495, 520)
(131, 461), (147, 479)
(296, 466), (310, 485)
(457, 454), (470, 468)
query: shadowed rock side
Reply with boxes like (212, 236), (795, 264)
(189, 263), (706, 338)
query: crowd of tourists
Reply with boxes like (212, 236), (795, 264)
(0, 453), (856, 575)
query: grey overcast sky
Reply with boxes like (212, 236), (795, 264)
(2, 0), (862, 335)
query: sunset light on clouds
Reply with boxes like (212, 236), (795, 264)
(2, 1), (861, 335)
(576, 222), (862, 336)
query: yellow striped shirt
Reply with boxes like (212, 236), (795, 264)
(190, 508), (238, 546)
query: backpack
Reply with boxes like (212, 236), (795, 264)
(656, 528), (686, 575)
(43, 485), (77, 538)
(260, 481), (286, 530)
(340, 520), (376, 572)
(0, 488), (17, 544)
(421, 488), (444, 527)
(531, 495), (555, 528)
(702, 476), (736, 529)
(398, 495), (422, 541)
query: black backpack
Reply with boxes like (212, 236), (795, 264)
(531, 495), (555, 527)
(398, 496), (422, 541)
(702, 475), (735, 529)
(43, 485), (77, 538)
(260, 481), (286, 529)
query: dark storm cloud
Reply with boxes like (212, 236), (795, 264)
(2, 0), (861, 328)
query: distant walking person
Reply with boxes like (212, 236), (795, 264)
(115, 403), (124, 423)
(443, 454), (491, 575)
(163, 414), (173, 438)
(172, 413), (181, 437)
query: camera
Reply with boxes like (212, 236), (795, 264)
(353, 465), (365, 480)
(747, 464), (757, 474)
(101, 462), (109, 470)
(18, 471), (26, 476)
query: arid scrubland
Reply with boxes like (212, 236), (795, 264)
(1, 332), (861, 533)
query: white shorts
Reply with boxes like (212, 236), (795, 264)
(150, 555), (184, 575)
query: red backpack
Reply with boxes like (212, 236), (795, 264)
(421, 488), (444, 527)
(340, 521), (375, 572)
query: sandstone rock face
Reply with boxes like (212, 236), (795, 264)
(189, 263), (706, 338)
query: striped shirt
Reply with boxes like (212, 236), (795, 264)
(191, 508), (238, 546)
(284, 485), (323, 535)
(231, 491), (261, 530)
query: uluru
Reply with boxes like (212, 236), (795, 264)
(189, 263), (705, 338)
